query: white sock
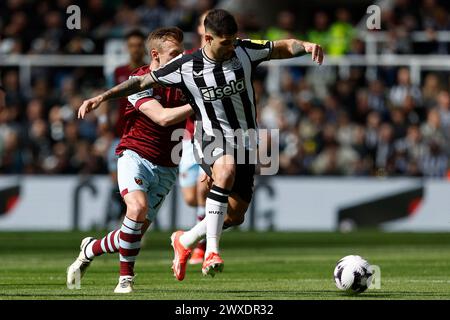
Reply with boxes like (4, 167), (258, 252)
(85, 242), (94, 259)
(180, 218), (207, 248)
(204, 185), (230, 256)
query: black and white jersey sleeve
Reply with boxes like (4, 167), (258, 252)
(150, 54), (184, 86)
(236, 39), (273, 65)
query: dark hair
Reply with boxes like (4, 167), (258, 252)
(204, 9), (238, 36)
(147, 27), (184, 50)
(125, 29), (146, 41)
(197, 10), (210, 28)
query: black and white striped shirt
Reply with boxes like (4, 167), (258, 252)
(150, 39), (273, 150)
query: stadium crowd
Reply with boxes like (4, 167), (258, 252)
(1, 0), (449, 177)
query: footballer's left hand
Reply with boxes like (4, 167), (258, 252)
(302, 41), (324, 65)
(78, 95), (104, 119)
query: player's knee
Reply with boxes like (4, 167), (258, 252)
(126, 201), (148, 220)
(213, 167), (235, 188)
(183, 192), (197, 207)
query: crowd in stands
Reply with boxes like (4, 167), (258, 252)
(0, 0), (213, 54)
(1, 0), (449, 177)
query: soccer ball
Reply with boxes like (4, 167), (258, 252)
(333, 255), (373, 294)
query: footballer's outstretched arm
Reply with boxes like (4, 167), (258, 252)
(271, 39), (324, 65)
(78, 73), (156, 119)
(139, 101), (194, 127)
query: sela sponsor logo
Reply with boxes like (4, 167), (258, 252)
(199, 79), (246, 102)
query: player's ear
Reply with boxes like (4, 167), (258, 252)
(150, 49), (159, 62)
(204, 33), (213, 45)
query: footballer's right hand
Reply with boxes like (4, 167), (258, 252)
(78, 95), (104, 119)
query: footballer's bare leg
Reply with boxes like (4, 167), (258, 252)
(114, 190), (148, 293)
(223, 193), (249, 227)
(181, 185), (198, 207)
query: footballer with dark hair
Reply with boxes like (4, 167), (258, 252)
(78, 9), (324, 281)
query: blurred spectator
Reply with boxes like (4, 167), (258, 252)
(163, 0), (190, 29)
(137, 0), (166, 32)
(348, 38), (365, 55)
(30, 10), (64, 54)
(365, 111), (381, 153)
(430, 6), (450, 36)
(393, 0), (420, 32)
(389, 67), (422, 108)
(390, 108), (408, 139)
(351, 125), (370, 165)
(307, 11), (330, 52)
(2, 70), (26, 122)
(420, 108), (446, 148)
(88, 1), (118, 41)
(0, 128), (25, 173)
(103, 4), (141, 38)
(334, 79), (356, 119)
(420, 0), (441, 30)
(322, 94), (339, 124)
(327, 8), (355, 56)
(265, 10), (302, 41)
(395, 125), (426, 166)
(42, 142), (70, 174)
(353, 89), (371, 125)
(422, 73), (441, 108)
(420, 140), (449, 177)
(435, 90), (450, 138)
(367, 80), (388, 117)
(311, 133), (359, 175)
(375, 122), (394, 171)
(336, 111), (355, 146)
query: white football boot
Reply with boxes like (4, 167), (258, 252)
(114, 276), (135, 293)
(66, 237), (95, 288)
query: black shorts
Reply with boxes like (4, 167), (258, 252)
(193, 136), (256, 203)
(199, 162), (255, 203)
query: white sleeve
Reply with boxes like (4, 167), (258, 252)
(151, 54), (183, 86)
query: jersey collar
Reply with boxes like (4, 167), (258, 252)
(201, 47), (237, 64)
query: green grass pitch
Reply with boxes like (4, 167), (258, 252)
(1, 230), (450, 300)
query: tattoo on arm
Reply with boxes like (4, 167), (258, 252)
(100, 74), (154, 101)
(291, 41), (306, 57)
(272, 40), (306, 59)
